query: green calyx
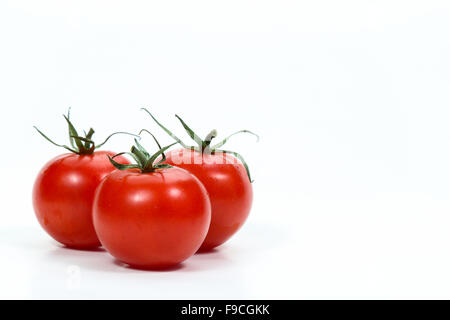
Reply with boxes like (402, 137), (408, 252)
(108, 130), (176, 173)
(141, 108), (259, 182)
(34, 108), (138, 155)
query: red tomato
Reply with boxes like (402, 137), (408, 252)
(33, 151), (130, 248)
(32, 109), (135, 249)
(93, 167), (211, 269)
(165, 149), (252, 251)
(142, 109), (257, 251)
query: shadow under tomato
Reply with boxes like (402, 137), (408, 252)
(195, 247), (220, 254)
(113, 259), (185, 272)
(60, 244), (106, 252)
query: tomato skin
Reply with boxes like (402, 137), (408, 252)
(32, 151), (129, 249)
(93, 167), (211, 269)
(165, 148), (253, 251)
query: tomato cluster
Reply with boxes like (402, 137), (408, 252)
(32, 109), (257, 269)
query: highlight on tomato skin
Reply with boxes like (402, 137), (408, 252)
(32, 109), (135, 249)
(93, 136), (211, 269)
(142, 109), (258, 251)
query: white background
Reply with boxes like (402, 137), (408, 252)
(1, 0), (450, 299)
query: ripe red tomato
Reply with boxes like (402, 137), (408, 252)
(165, 149), (252, 251)
(32, 110), (134, 249)
(93, 139), (211, 269)
(142, 109), (258, 251)
(33, 151), (130, 248)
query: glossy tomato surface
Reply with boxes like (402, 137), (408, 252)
(32, 151), (129, 249)
(93, 167), (211, 269)
(165, 148), (253, 251)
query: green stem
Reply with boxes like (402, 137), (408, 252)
(34, 109), (139, 155)
(109, 135), (176, 173)
(143, 110), (259, 182)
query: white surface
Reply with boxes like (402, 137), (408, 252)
(2, 0), (450, 299)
